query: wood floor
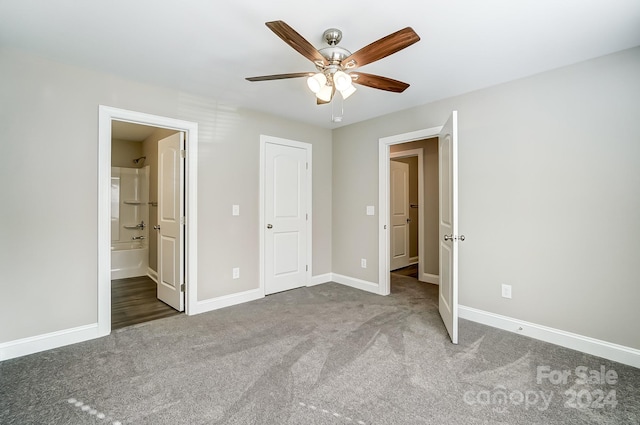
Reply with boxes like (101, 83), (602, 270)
(111, 275), (181, 330)
(391, 263), (419, 279)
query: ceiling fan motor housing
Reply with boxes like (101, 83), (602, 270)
(323, 28), (342, 45)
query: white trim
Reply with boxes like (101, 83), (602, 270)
(332, 273), (379, 294)
(98, 106), (199, 338)
(259, 135), (313, 296)
(0, 324), (99, 361)
(379, 126), (442, 296)
(459, 305), (640, 369)
(309, 273), (332, 287)
(188, 288), (264, 315)
(421, 273), (440, 285)
(147, 267), (158, 284)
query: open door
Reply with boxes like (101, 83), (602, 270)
(438, 111), (460, 344)
(390, 160), (411, 271)
(157, 132), (185, 311)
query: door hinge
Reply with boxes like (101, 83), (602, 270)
(180, 216), (186, 225)
(180, 283), (185, 292)
(180, 149), (186, 158)
(306, 265), (308, 272)
(306, 213), (308, 221)
(306, 162), (308, 170)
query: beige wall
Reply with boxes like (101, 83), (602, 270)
(0, 46), (332, 343)
(333, 47), (640, 350)
(111, 139), (143, 168)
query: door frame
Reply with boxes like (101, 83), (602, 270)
(259, 135), (312, 296)
(389, 149), (426, 277)
(378, 127), (442, 295)
(389, 159), (411, 271)
(98, 105), (198, 337)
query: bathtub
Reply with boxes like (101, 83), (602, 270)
(111, 241), (148, 279)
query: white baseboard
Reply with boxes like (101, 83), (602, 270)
(309, 273), (332, 287)
(0, 323), (100, 362)
(188, 287), (264, 316)
(147, 267), (158, 283)
(332, 273), (380, 294)
(459, 305), (640, 369)
(420, 273), (439, 285)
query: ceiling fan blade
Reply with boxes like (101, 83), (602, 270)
(342, 27), (420, 69)
(266, 21), (328, 66)
(350, 72), (410, 93)
(246, 72), (313, 82)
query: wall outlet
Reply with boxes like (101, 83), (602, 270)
(233, 267), (240, 279)
(361, 259), (367, 268)
(366, 206), (375, 216)
(501, 284), (512, 299)
(232, 205), (240, 216)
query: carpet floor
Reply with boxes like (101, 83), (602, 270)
(1, 275), (639, 424)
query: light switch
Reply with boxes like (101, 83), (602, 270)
(232, 205), (240, 216)
(366, 206), (375, 216)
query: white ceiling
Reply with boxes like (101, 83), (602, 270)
(1, 0), (639, 129)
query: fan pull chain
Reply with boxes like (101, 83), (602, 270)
(331, 95), (344, 123)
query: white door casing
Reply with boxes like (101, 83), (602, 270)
(98, 106), (197, 337)
(263, 139), (310, 295)
(390, 160), (411, 271)
(157, 132), (185, 311)
(438, 111), (459, 344)
(379, 127), (442, 295)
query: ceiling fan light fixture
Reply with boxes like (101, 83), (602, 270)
(339, 85), (357, 100)
(333, 70), (352, 91)
(307, 72), (327, 93)
(316, 84), (333, 102)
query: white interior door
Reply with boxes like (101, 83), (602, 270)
(438, 111), (459, 344)
(390, 160), (411, 271)
(265, 142), (309, 295)
(157, 132), (185, 311)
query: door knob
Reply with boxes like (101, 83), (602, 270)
(153, 225), (161, 230)
(406, 218), (411, 223)
(444, 234), (453, 241)
(267, 224), (273, 229)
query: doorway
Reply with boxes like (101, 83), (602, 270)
(378, 127), (443, 296)
(110, 121), (182, 328)
(378, 113), (460, 344)
(389, 142), (440, 286)
(390, 150), (422, 275)
(98, 106), (199, 337)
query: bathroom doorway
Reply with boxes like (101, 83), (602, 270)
(97, 106), (199, 337)
(110, 121), (182, 328)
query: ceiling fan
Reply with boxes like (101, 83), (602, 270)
(246, 21), (420, 105)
